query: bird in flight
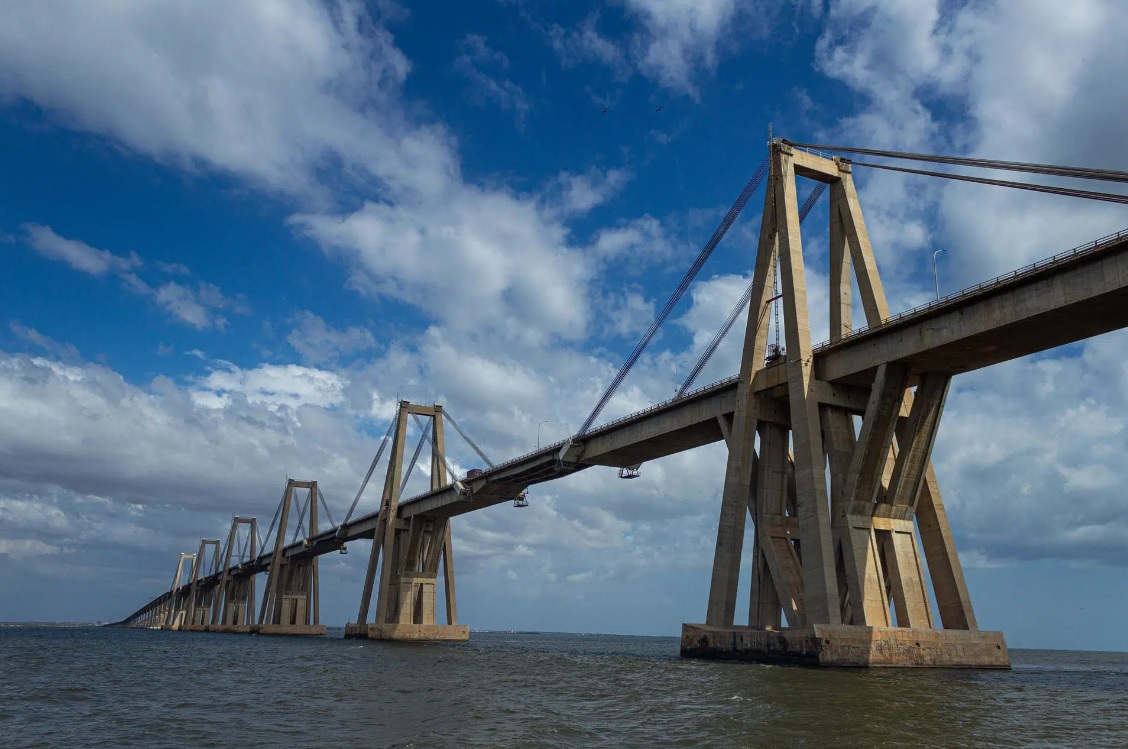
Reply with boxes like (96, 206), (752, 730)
(602, 107), (608, 114)
(655, 105), (663, 112)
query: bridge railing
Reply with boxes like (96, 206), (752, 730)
(812, 226), (1128, 351)
(578, 374), (742, 439)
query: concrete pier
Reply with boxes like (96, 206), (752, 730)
(343, 623), (468, 641)
(681, 624), (1009, 668)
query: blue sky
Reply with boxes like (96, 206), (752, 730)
(2, 0), (1128, 650)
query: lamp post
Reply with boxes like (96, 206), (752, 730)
(674, 360), (686, 395)
(537, 420), (549, 449)
(933, 249), (947, 301)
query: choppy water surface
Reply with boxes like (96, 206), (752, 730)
(3, 627), (1128, 748)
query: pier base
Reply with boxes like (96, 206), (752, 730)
(208, 624), (254, 634)
(680, 623), (1009, 668)
(344, 622), (469, 641)
(256, 624), (326, 636)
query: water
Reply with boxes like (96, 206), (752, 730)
(2, 627), (1127, 748)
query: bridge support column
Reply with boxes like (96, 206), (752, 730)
(347, 401), (469, 642)
(183, 539), (220, 631)
(160, 552), (194, 630)
(257, 480), (326, 636)
(210, 517), (258, 633)
(684, 143), (1008, 668)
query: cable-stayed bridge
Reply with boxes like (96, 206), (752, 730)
(113, 141), (1128, 668)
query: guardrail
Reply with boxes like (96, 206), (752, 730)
(578, 374), (741, 438)
(812, 226), (1128, 352)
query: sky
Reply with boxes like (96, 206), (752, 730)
(1, 0), (1127, 651)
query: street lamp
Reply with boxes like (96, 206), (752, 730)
(674, 360), (686, 395)
(932, 249), (947, 301)
(537, 419), (549, 449)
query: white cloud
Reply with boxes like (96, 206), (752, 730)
(23, 223), (138, 275)
(287, 312), (377, 366)
(0, 538), (66, 559)
(549, 1), (765, 96)
(0, 0), (434, 200)
(194, 361), (348, 412)
(549, 14), (633, 81)
(8, 323), (82, 363)
(18, 222), (243, 331)
(813, 0), (1128, 289)
(544, 167), (631, 217)
(290, 187), (592, 344)
(122, 275), (245, 330)
(453, 34), (530, 125)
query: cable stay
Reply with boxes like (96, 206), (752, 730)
(443, 408), (494, 469)
(219, 532), (232, 572)
(410, 413), (463, 484)
(577, 154), (771, 435)
(316, 487), (336, 530)
(785, 141), (1128, 204)
(342, 416), (398, 524)
(291, 493), (309, 544)
(240, 531), (251, 564)
(259, 483), (289, 555)
(784, 142), (1128, 184)
(677, 182), (827, 397)
(848, 161), (1128, 204)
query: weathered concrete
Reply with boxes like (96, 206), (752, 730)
(208, 624), (254, 634)
(680, 623), (1009, 668)
(343, 623), (469, 641)
(256, 624), (327, 636)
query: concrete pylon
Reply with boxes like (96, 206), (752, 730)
(683, 141), (1009, 668)
(346, 400), (468, 641)
(258, 480), (327, 636)
(210, 516), (258, 632)
(183, 539), (220, 631)
(160, 552), (195, 630)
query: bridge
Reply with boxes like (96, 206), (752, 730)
(114, 142), (1128, 667)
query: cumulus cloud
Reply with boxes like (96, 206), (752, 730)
(290, 188), (593, 344)
(0, 0), (428, 200)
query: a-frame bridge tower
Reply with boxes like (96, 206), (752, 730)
(682, 141), (1008, 667)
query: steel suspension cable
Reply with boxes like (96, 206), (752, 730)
(677, 182), (827, 397)
(577, 154), (771, 435)
(412, 413), (461, 484)
(291, 494), (308, 544)
(259, 484), (288, 555)
(316, 487), (336, 529)
(849, 161), (1128, 204)
(785, 142), (1128, 184)
(343, 416), (397, 524)
(219, 531), (232, 572)
(443, 409), (494, 468)
(238, 525), (251, 564)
